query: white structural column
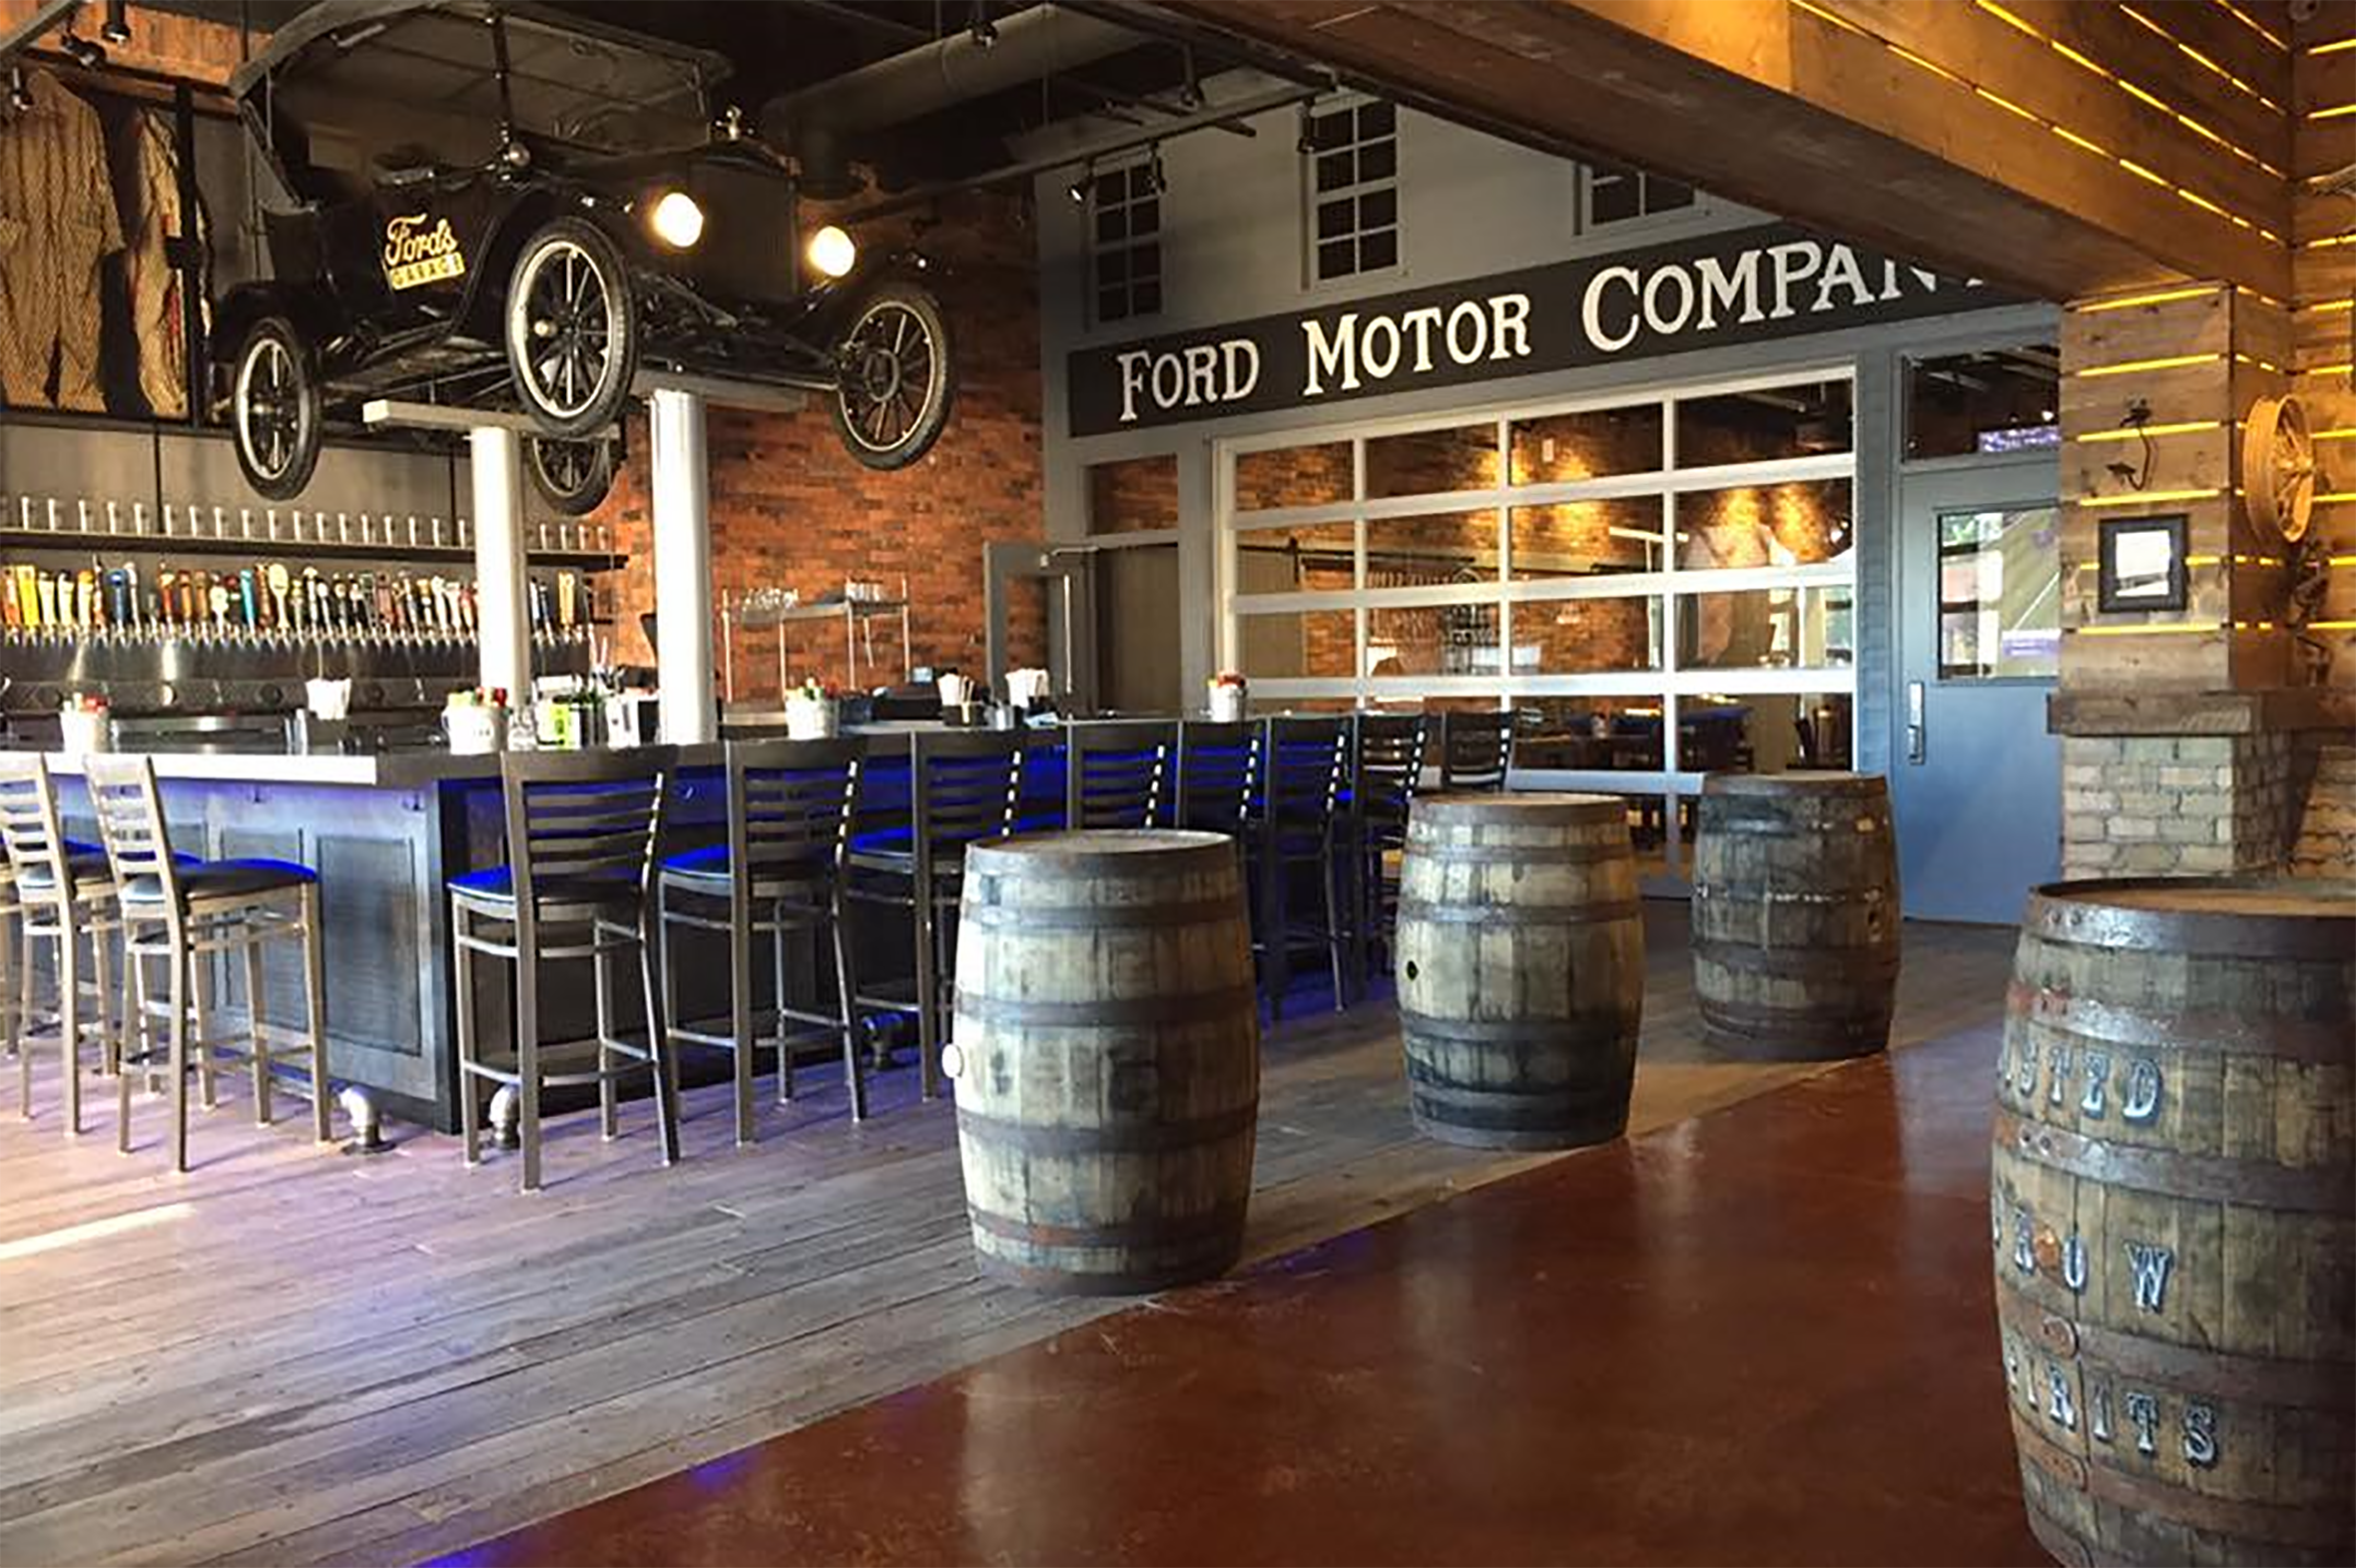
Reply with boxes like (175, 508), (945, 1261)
(468, 425), (531, 704)
(650, 386), (716, 744)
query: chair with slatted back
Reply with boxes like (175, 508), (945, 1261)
(0, 756), (123, 1134)
(1352, 712), (1429, 982)
(1065, 721), (1177, 829)
(1439, 709), (1516, 792)
(1254, 717), (1352, 1018)
(844, 730), (1022, 1098)
(83, 754), (329, 1171)
(1174, 720), (1258, 837)
(657, 739), (865, 1142)
(446, 748), (679, 1191)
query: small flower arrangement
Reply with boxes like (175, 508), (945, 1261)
(1206, 671), (1248, 722)
(59, 692), (112, 755)
(785, 676), (841, 739)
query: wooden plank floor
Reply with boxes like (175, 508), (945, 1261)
(0, 907), (2018, 1568)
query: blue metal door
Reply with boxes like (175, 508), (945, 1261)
(1892, 461), (2062, 924)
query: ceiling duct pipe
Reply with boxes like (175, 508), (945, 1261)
(764, 4), (1141, 198)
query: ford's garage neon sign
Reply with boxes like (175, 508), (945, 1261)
(1066, 222), (2004, 437)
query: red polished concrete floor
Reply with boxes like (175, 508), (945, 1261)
(442, 1025), (2043, 1568)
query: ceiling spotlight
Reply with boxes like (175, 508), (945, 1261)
(61, 31), (106, 68)
(100, 0), (132, 46)
(1065, 164), (1092, 205)
(6, 66), (31, 112)
(967, 0), (996, 48)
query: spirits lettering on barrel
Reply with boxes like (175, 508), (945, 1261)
(2047, 1045), (2070, 1108)
(2062, 1234), (2088, 1293)
(2013, 1206), (2037, 1275)
(2125, 1242), (2174, 1312)
(2014, 1039), (2040, 1098)
(2045, 1362), (2077, 1429)
(2089, 1382), (2113, 1443)
(2121, 1058), (2162, 1123)
(2123, 1389), (2161, 1455)
(2183, 1401), (2218, 1467)
(2080, 1050), (2111, 1118)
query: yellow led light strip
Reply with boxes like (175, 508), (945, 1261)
(2318, 427), (2356, 440)
(2309, 619), (2356, 630)
(2119, 4), (2283, 114)
(2312, 104), (2356, 121)
(2072, 285), (2224, 312)
(2071, 353), (2226, 376)
(2332, 555), (2356, 567)
(2211, 0), (2286, 53)
(2073, 487), (2226, 506)
(1819, 2), (2281, 237)
(2306, 299), (2355, 315)
(2073, 421), (2222, 441)
(2311, 37), (2356, 58)
(2234, 352), (2284, 372)
(2298, 362), (2355, 376)
(2071, 623), (2223, 635)
(2315, 491), (2356, 504)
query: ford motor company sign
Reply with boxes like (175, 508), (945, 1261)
(1066, 222), (2007, 437)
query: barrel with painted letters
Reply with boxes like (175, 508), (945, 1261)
(1690, 772), (1900, 1061)
(946, 830), (1259, 1296)
(1991, 879), (2354, 1567)
(1395, 792), (1643, 1150)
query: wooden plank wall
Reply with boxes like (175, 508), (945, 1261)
(2058, 282), (2288, 691)
(2293, 2), (2356, 687)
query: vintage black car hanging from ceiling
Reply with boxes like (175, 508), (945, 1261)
(218, 0), (955, 513)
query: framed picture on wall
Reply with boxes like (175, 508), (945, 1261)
(2095, 514), (2188, 613)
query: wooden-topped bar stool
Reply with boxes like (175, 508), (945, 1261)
(844, 730), (1022, 1099)
(0, 756), (123, 1135)
(83, 755), (331, 1170)
(447, 748), (681, 1192)
(657, 739), (866, 1141)
(1065, 720), (1176, 828)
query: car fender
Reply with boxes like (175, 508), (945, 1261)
(804, 248), (943, 343)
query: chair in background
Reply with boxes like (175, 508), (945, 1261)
(0, 756), (121, 1134)
(1253, 717), (1352, 1018)
(1174, 720), (1258, 837)
(1438, 709), (1516, 792)
(446, 748), (678, 1192)
(845, 730), (1022, 1098)
(1350, 712), (1429, 984)
(84, 755), (329, 1171)
(658, 739), (866, 1142)
(1066, 721), (1177, 828)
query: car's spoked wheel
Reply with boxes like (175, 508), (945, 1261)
(232, 316), (321, 502)
(527, 435), (617, 517)
(830, 278), (955, 471)
(504, 217), (637, 439)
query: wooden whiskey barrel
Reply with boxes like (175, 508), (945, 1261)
(1395, 792), (1644, 1150)
(1992, 878), (2355, 1568)
(1690, 772), (1900, 1061)
(946, 830), (1259, 1295)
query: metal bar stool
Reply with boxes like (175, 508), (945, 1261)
(1254, 717), (1352, 1019)
(657, 739), (865, 1143)
(1066, 720), (1176, 828)
(83, 755), (330, 1171)
(0, 757), (122, 1135)
(447, 747), (680, 1193)
(1438, 709), (1516, 791)
(1173, 719), (1258, 837)
(844, 730), (1021, 1099)
(1351, 712), (1429, 983)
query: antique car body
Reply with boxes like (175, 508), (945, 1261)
(217, 0), (954, 509)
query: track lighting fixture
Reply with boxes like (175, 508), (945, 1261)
(1065, 162), (1092, 205)
(6, 65), (31, 112)
(100, 0), (132, 47)
(1296, 103), (1317, 156)
(61, 31), (107, 68)
(1146, 146), (1167, 196)
(967, 0), (996, 48)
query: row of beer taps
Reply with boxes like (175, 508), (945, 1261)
(3, 494), (612, 554)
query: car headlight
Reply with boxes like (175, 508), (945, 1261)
(649, 190), (705, 250)
(806, 225), (857, 279)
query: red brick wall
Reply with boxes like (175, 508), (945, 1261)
(1087, 454), (1178, 535)
(593, 188), (1045, 702)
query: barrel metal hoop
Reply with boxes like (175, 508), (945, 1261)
(954, 983), (1259, 1028)
(1400, 1008), (1638, 1045)
(1994, 1290), (2354, 1409)
(1401, 841), (1630, 865)
(956, 1102), (1258, 1155)
(1408, 1079), (1627, 1112)
(967, 1198), (1250, 1250)
(1693, 938), (1900, 977)
(1397, 898), (1642, 927)
(2024, 885), (2356, 962)
(961, 896), (1242, 931)
(1691, 885), (1893, 908)
(2016, 1409), (2356, 1550)
(1992, 1108), (2355, 1213)
(2007, 979), (2356, 1064)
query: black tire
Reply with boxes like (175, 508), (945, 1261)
(526, 436), (617, 516)
(830, 277), (955, 471)
(231, 316), (321, 502)
(503, 217), (637, 439)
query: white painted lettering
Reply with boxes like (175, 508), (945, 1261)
(1150, 353), (1185, 410)
(2123, 1389), (2160, 1456)
(1767, 242), (1824, 319)
(2062, 1234), (2088, 1293)
(1222, 337), (1262, 402)
(1581, 267), (1640, 353)
(1302, 314), (1359, 396)
(1642, 265), (1697, 336)
(1489, 292), (1532, 361)
(2015, 1038), (2039, 1098)
(2013, 1206), (2036, 1275)
(2125, 1242), (2174, 1312)
(1182, 343), (1220, 407)
(2048, 1045), (2070, 1108)
(1695, 252), (1763, 327)
(2090, 1382), (2113, 1442)
(1359, 314), (1403, 381)
(2183, 1401), (2217, 1467)
(1814, 244), (1876, 311)
(2122, 1058), (2161, 1123)
(1115, 350), (1153, 425)
(1445, 299), (1487, 364)
(2080, 1050), (2110, 1118)
(1402, 305), (1444, 373)
(2046, 1362), (2077, 1430)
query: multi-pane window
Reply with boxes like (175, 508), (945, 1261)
(1091, 157), (1162, 324)
(1584, 160), (1696, 228)
(1305, 99), (1399, 282)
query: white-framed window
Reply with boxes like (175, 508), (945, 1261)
(1216, 367), (1860, 876)
(1303, 97), (1400, 284)
(1091, 154), (1163, 325)
(1581, 160), (1696, 230)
